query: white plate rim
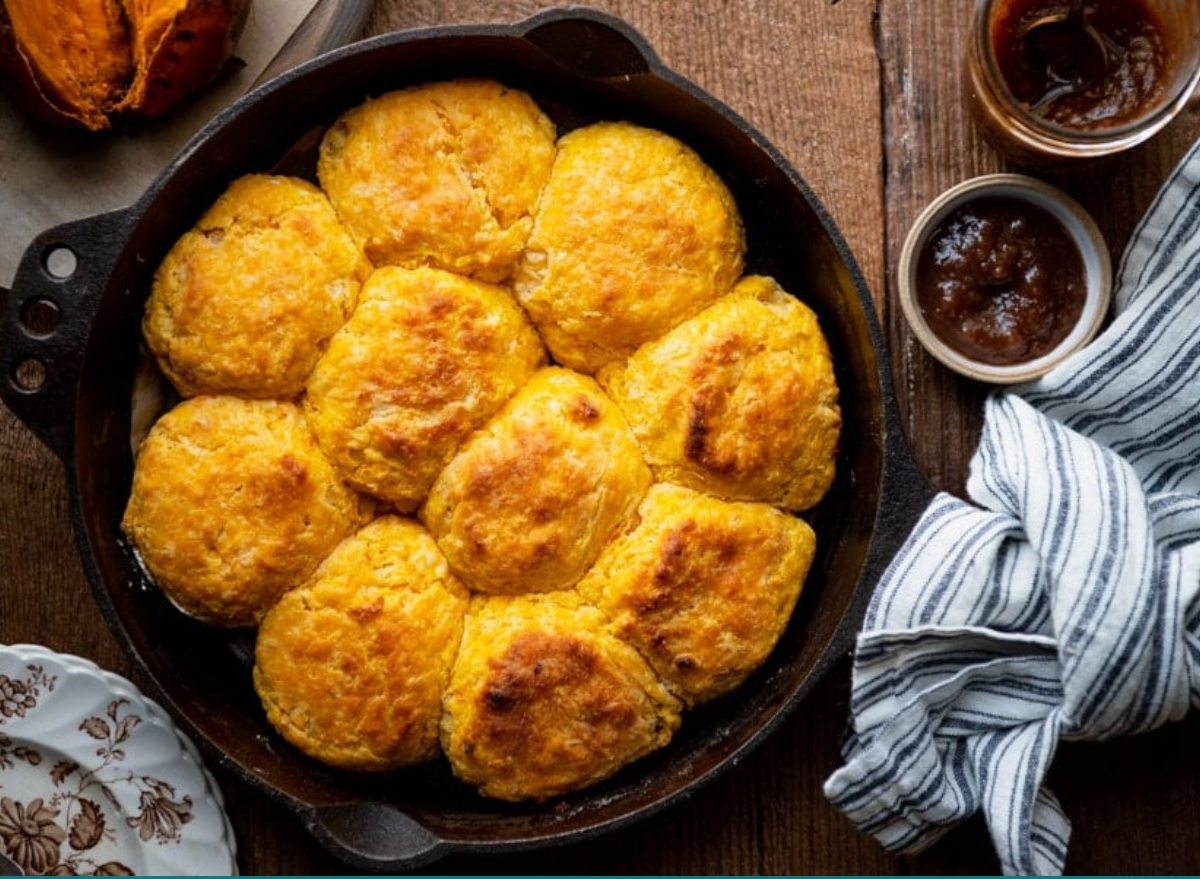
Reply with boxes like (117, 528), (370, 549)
(0, 642), (237, 875)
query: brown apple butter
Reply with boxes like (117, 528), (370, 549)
(914, 196), (1086, 366)
(992, 0), (1171, 129)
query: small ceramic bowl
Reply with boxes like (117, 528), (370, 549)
(898, 173), (1113, 384)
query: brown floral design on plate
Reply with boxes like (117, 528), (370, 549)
(0, 645), (235, 876)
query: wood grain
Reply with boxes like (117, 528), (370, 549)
(2, 0), (1199, 873)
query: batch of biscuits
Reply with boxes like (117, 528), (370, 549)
(121, 78), (842, 801)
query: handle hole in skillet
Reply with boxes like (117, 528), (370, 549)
(19, 297), (63, 338)
(43, 245), (78, 280)
(12, 358), (46, 392)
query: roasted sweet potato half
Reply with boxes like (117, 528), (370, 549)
(0, 0), (252, 131)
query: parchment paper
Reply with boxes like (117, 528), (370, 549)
(0, 0), (322, 289)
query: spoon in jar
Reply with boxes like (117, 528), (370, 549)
(1021, 0), (1114, 112)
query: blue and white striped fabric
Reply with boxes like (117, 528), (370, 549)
(824, 135), (1200, 876)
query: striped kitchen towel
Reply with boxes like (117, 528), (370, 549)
(824, 134), (1200, 876)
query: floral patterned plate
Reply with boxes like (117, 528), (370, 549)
(0, 644), (236, 875)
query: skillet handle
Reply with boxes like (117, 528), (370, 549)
(301, 802), (447, 872)
(0, 209), (135, 464)
(517, 7), (659, 79)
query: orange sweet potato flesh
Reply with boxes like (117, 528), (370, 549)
(0, 0), (251, 131)
(0, 0), (131, 129)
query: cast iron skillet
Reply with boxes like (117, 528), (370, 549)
(0, 8), (931, 871)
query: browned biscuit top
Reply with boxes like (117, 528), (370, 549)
(421, 367), (651, 594)
(304, 265), (546, 512)
(579, 482), (815, 706)
(441, 593), (682, 801)
(143, 173), (370, 399)
(254, 515), (468, 771)
(121, 395), (367, 627)
(514, 120), (745, 373)
(318, 78), (557, 282)
(599, 275), (841, 511)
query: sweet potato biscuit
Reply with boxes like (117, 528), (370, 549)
(303, 265), (546, 512)
(121, 396), (367, 627)
(143, 173), (370, 399)
(421, 367), (651, 594)
(441, 592), (683, 801)
(598, 275), (841, 511)
(253, 515), (469, 771)
(578, 483), (815, 706)
(130, 87), (829, 801)
(317, 78), (556, 282)
(513, 120), (745, 373)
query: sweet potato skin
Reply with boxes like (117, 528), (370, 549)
(0, 0), (252, 131)
(119, 0), (253, 117)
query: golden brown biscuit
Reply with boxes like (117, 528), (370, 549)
(513, 120), (745, 373)
(143, 173), (370, 399)
(598, 275), (841, 511)
(578, 483), (815, 706)
(121, 396), (368, 627)
(253, 515), (469, 771)
(421, 367), (651, 594)
(127, 87), (832, 800)
(303, 265), (546, 512)
(441, 592), (682, 801)
(317, 78), (556, 282)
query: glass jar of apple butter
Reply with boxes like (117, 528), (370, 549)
(965, 0), (1200, 166)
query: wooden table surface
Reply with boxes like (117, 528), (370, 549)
(4, 0), (1200, 874)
